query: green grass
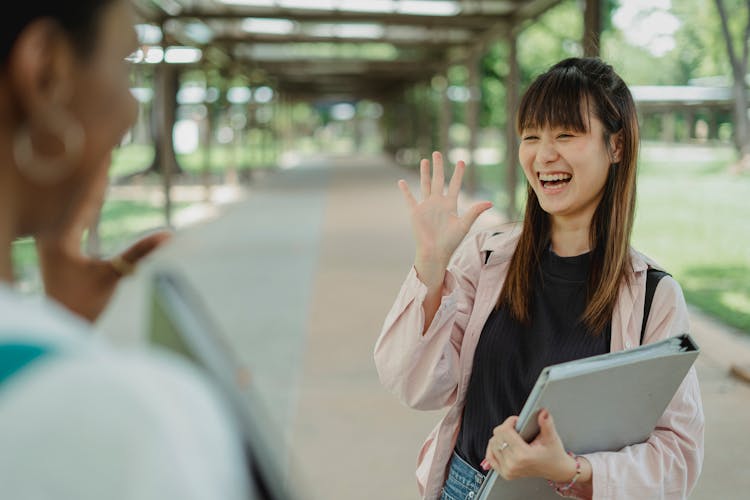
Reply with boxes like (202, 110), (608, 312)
(96, 200), (183, 254)
(633, 142), (750, 333)
(110, 141), (280, 179)
(109, 144), (155, 178)
(176, 144), (278, 174)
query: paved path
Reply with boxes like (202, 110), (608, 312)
(99, 154), (750, 499)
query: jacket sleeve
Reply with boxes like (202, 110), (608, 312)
(373, 230), (487, 411)
(581, 277), (705, 500)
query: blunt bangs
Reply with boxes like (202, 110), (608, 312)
(516, 65), (594, 134)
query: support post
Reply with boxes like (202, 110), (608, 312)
(583, 0), (602, 57)
(466, 49), (481, 195)
(505, 34), (520, 220)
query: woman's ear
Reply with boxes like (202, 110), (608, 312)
(609, 130), (624, 164)
(6, 18), (76, 112)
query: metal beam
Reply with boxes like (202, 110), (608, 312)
(209, 34), (472, 48)
(163, 10), (500, 30)
(273, 83), (389, 101)
(235, 59), (445, 75)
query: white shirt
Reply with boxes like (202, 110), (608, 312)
(0, 285), (252, 500)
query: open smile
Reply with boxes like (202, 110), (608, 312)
(538, 172), (572, 191)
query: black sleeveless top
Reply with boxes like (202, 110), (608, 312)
(455, 248), (611, 471)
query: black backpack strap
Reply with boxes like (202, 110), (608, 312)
(641, 268), (670, 344)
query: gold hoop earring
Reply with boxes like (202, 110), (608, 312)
(13, 105), (84, 185)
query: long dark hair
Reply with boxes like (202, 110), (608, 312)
(0, 0), (117, 64)
(498, 57), (640, 335)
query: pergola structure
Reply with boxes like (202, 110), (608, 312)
(631, 85), (733, 142)
(130, 0), (604, 221)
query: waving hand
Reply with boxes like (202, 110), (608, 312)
(397, 151), (492, 332)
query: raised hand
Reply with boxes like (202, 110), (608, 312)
(398, 152), (492, 333)
(398, 151), (493, 275)
(36, 228), (172, 323)
(34, 162), (171, 323)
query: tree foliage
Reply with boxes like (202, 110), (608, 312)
(472, 0), (749, 152)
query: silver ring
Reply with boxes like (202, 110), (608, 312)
(498, 442), (509, 452)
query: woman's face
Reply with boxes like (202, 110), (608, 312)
(62, 1), (139, 205)
(21, 0), (139, 237)
(518, 109), (620, 227)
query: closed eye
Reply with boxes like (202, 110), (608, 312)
(522, 135), (539, 141)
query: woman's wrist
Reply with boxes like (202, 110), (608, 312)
(547, 453), (594, 497)
(547, 452), (579, 484)
(546, 454), (593, 499)
(577, 456), (592, 485)
(414, 254), (449, 289)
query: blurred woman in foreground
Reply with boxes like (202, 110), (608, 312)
(0, 2), (250, 498)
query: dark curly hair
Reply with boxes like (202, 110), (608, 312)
(0, 0), (117, 65)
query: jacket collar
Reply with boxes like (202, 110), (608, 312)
(479, 225), (522, 266)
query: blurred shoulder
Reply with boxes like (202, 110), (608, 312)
(0, 346), (250, 500)
(0, 284), (94, 347)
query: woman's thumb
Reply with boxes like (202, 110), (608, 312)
(538, 408), (556, 436)
(461, 201), (493, 227)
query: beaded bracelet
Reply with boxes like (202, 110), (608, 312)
(546, 451), (581, 496)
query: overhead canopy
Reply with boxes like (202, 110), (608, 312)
(132, 0), (564, 100)
(630, 86), (734, 111)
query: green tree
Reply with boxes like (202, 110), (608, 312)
(714, 0), (750, 160)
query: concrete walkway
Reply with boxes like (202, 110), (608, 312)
(98, 154), (750, 499)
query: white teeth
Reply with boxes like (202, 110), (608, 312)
(539, 173), (572, 182)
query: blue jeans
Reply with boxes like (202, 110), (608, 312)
(441, 451), (486, 500)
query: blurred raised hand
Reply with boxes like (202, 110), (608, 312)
(35, 166), (171, 323)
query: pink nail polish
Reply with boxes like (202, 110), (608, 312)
(481, 459), (490, 471)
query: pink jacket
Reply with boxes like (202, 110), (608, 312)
(374, 228), (704, 500)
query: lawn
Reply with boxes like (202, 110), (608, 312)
(109, 142), (279, 179)
(633, 142), (750, 333)
(14, 139), (278, 290)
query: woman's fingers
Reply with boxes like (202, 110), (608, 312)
(398, 179), (417, 209)
(447, 160), (465, 198)
(419, 158), (431, 200)
(430, 151), (445, 196)
(460, 201), (494, 229)
(483, 441), (501, 471)
(118, 230), (173, 267)
(419, 152), (465, 201)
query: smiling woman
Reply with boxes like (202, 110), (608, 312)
(375, 57), (704, 500)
